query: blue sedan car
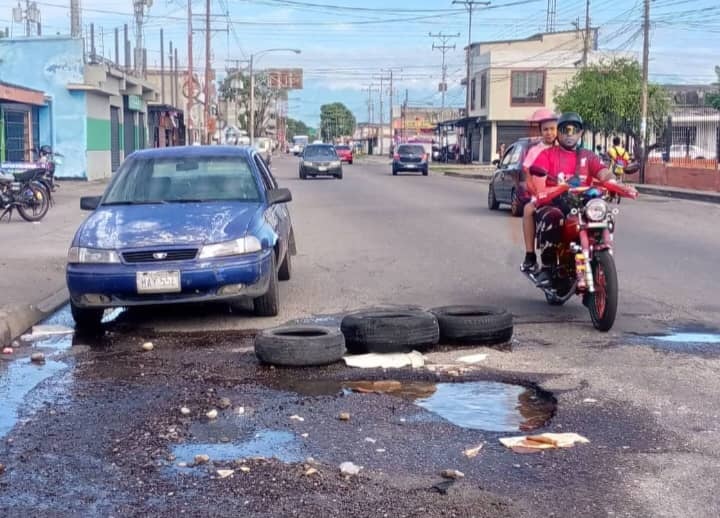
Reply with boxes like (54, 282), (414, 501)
(66, 146), (296, 329)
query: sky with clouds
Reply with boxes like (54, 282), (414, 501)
(1, 0), (718, 128)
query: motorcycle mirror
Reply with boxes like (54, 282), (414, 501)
(624, 163), (640, 174)
(529, 165), (548, 177)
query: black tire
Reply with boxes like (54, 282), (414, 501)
(340, 308), (440, 354)
(71, 302), (104, 330)
(588, 250), (618, 332)
(392, 168), (398, 176)
(422, 167), (429, 176)
(349, 160), (353, 165)
(430, 305), (513, 345)
(335, 171), (343, 179)
(510, 188), (523, 217)
(278, 249), (292, 281)
(299, 169), (306, 180)
(488, 184), (500, 210)
(254, 254), (280, 317)
(16, 183), (50, 222)
(254, 325), (346, 367)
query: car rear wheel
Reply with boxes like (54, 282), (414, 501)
(299, 169), (306, 179)
(510, 188), (523, 217)
(335, 171), (343, 179)
(254, 254), (279, 317)
(278, 249), (292, 281)
(488, 184), (500, 210)
(71, 302), (104, 330)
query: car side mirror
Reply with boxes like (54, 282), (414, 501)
(80, 196), (101, 211)
(624, 162), (640, 175)
(267, 188), (292, 205)
(529, 165), (548, 177)
(492, 159), (500, 166)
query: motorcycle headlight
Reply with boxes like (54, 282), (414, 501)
(585, 199), (608, 222)
(67, 247), (121, 264)
(198, 236), (262, 259)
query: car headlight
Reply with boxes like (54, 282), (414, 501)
(585, 199), (608, 222)
(67, 247), (121, 264)
(330, 161), (341, 167)
(198, 236), (262, 259)
(302, 160), (313, 167)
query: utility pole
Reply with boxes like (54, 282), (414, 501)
(403, 89), (408, 142)
(379, 75), (384, 155)
(640, 0), (650, 183)
(187, 0), (194, 144)
(430, 31), (459, 124)
(546, 0), (557, 33)
(204, 0), (211, 144)
(160, 29), (165, 105)
(452, 0), (490, 162)
(70, 0), (81, 38)
(582, 0), (591, 66)
(249, 55), (255, 146)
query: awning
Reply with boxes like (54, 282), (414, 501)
(0, 81), (46, 106)
(437, 116), (485, 129)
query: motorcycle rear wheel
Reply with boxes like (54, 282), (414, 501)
(16, 183), (50, 222)
(588, 250), (618, 332)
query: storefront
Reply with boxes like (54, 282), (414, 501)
(0, 81), (48, 163)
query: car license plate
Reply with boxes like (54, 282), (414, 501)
(406, 164), (416, 168)
(136, 270), (181, 294)
(319, 166), (327, 171)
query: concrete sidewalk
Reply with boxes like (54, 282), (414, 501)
(0, 180), (106, 344)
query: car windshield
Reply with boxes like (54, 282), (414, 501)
(102, 155), (261, 204)
(335, 145), (350, 151)
(398, 145), (425, 154)
(304, 146), (337, 159)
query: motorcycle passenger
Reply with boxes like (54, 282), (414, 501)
(521, 109), (558, 272)
(521, 112), (617, 281)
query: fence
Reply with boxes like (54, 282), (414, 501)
(648, 105), (720, 170)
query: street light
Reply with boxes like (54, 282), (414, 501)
(249, 48), (301, 146)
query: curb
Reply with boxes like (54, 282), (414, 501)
(634, 185), (720, 204)
(0, 287), (69, 345)
(439, 171), (493, 181)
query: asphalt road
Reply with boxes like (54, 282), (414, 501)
(1, 153), (719, 517)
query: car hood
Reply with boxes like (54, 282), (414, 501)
(76, 201), (264, 249)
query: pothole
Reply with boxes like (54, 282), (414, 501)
(171, 430), (304, 464)
(631, 325), (720, 354)
(268, 379), (556, 432)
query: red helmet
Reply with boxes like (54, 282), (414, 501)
(529, 108), (558, 124)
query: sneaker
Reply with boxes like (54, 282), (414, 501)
(521, 253), (537, 272)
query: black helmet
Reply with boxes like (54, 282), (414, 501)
(558, 112), (583, 129)
(39, 145), (53, 155)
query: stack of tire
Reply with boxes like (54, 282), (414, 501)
(254, 305), (513, 367)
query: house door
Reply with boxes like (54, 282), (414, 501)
(110, 107), (121, 172)
(123, 106), (135, 158)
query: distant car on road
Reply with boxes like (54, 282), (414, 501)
(299, 144), (343, 179)
(66, 146), (295, 329)
(334, 144), (353, 164)
(392, 143), (428, 176)
(488, 137), (538, 217)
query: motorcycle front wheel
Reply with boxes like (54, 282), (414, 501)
(588, 250), (618, 331)
(16, 183), (50, 222)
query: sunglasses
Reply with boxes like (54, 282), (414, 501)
(559, 124), (582, 136)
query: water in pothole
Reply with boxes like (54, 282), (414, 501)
(268, 378), (556, 432)
(633, 325), (720, 354)
(171, 430), (303, 464)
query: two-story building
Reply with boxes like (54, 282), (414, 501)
(457, 29), (602, 163)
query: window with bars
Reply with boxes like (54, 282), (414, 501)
(510, 71), (545, 106)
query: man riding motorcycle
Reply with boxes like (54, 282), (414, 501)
(521, 109), (558, 270)
(521, 112), (629, 284)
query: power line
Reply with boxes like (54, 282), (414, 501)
(429, 32), (460, 123)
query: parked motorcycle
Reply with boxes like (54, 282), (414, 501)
(0, 168), (51, 222)
(522, 164), (639, 331)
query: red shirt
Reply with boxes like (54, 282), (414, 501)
(531, 146), (605, 186)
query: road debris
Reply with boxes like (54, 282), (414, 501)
(339, 461), (362, 476)
(2, 347), (13, 355)
(583, 398), (598, 403)
(239, 466), (251, 473)
(0, 463), (5, 474)
(441, 469), (465, 480)
(364, 437), (377, 444)
(456, 353), (488, 364)
(500, 433), (590, 453)
(462, 444), (483, 458)
(180, 407), (191, 416)
(194, 454), (210, 465)
(206, 409), (218, 420)
(432, 480), (455, 494)
(301, 433), (309, 438)
(338, 412), (351, 421)
(30, 352), (45, 364)
(216, 469), (234, 479)
(142, 342), (154, 352)
(343, 350), (425, 369)
(289, 415), (305, 422)
(304, 467), (319, 476)
(21, 325), (74, 341)
(218, 397), (232, 409)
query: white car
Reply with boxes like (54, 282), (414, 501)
(650, 144), (715, 160)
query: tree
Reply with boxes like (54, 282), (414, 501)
(554, 58), (669, 140)
(286, 118), (310, 140)
(218, 71), (278, 138)
(707, 66), (720, 110)
(319, 102), (356, 142)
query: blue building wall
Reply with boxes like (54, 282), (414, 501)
(0, 37), (87, 178)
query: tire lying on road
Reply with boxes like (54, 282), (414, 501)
(430, 305), (513, 345)
(254, 325), (346, 367)
(340, 308), (440, 354)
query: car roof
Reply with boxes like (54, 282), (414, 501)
(129, 145), (256, 160)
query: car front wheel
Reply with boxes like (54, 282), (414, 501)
(254, 254), (279, 317)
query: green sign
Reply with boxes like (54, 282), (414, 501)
(128, 95), (143, 111)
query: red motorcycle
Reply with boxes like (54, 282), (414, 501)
(523, 165), (639, 331)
